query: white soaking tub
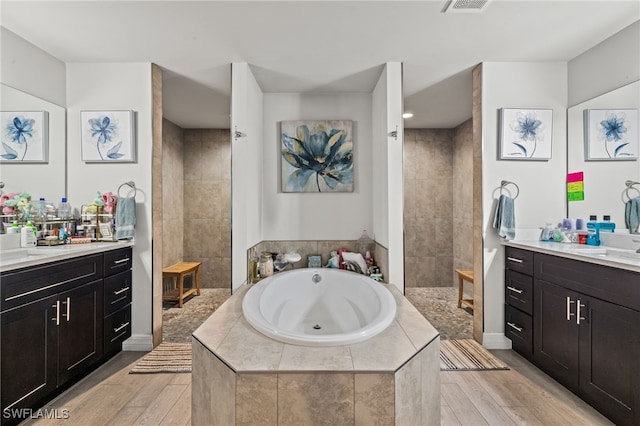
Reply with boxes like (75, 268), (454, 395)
(242, 268), (397, 346)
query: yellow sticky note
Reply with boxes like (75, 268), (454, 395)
(567, 181), (584, 192)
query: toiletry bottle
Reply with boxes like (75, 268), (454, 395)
(249, 249), (260, 283)
(36, 197), (47, 221)
(7, 221), (21, 234)
(20, 223), (36, 247)
(259, 252), (274, 278)
(58, 197), (71, 219)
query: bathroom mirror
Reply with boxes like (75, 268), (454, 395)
(0, 84), (66, 203)
(567, 80), (640, 228)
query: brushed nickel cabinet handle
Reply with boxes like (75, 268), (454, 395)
(66, 297), (70, 321)
(566, 296), (575, 321)
(507, 286), (523, 294)
(113, 258), (130, 265)
(507, 322), (523, 332)
(51, 301), (60, 325)
(507, 257), (523, 263)
(114, 322), (130, 333)
(577, 300), (586, 325)
(113, 287), (130, 296)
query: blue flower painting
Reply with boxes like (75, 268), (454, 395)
(0, 111), (48, 162)
(500, 108), (553, 160)
(586, 109), (639, 160)
(81, 110), (136, 162)
(281, 120), (354, 192)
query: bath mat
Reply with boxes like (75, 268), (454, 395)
(440, 339), (509, 371)
(130, 342), (192, 374)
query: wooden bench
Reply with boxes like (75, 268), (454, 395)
(455, 269), (474, 310)
(162, 262), (202, 308)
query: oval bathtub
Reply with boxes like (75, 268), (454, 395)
(242, 268), (397, 346)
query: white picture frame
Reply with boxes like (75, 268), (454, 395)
(0, 111), (48, 163)
(499, 108), (553, 161)
(81, 110), (136, 162)
(584, 108), (639, 161)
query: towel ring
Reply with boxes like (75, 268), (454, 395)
(500, 180), (519, 200)
(118, 181), (137, 198)
(623, 180), (640, 202)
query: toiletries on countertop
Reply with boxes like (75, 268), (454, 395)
(20, 223), (36, 247)
(6, 221), (20, 234)
(58, 197), (71, 219)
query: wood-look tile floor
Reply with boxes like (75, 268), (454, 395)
(24, 347), (612, 425)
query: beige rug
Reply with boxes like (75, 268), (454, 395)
(440, 339), (509, 371)
(130, 342), (192, 374)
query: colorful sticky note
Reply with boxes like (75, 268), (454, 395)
(568, 191), (585, 201)
(567, 181), (584, 192)
(567, 171), (584, 183)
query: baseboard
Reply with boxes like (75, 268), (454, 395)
(482, 333), (512, 350)
(122, 334), (154, 352)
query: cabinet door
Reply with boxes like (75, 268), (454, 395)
(1, 296), (58, 424)
(579, 295), (640, 426)
(534, 279), (580, 389)
(57, 280), (104, 386)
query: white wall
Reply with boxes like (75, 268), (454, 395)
(372, 63), (404, 290)
(0, 27), (66, 107)
(66, 63), (154, 350)
(262, 93), (373, 241)
(231, 63), (263, 292)
(568, 21), (640, 107)
(481, 62), (568, 348)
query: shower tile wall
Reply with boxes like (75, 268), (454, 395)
(404, 129), (454, 287)
(183, 129), (231, 288)
(404, 124), (474, 288)
(162, 119), (184, 268)
(453, 119), (474, 293)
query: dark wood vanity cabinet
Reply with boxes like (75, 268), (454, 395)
(504, 247), (534, 358)
(505, 247), (640, 426)
(103, 247), (133, 358)
(0, 247), (132, 425)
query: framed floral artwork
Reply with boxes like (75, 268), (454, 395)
(584, 108), (639, 160)
(0, 111), (48, 163)
(499, 108), (553, 160)
(81, 110), (136, 162)
(281, 120), (354, 192)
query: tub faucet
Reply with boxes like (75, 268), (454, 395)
(312, 273), (322, 283)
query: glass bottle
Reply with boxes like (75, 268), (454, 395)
(259, 252), (274, 278)
(249, 248), (260, 283)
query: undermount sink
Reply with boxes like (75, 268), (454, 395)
(0, 248), (49, 261)
(568, 247), (640, 261)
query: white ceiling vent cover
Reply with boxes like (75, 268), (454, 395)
(443, 0), (490, 13)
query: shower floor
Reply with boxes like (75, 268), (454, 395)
(163, 286), (472, 342)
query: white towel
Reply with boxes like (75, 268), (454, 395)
(115, 196), (136, 240)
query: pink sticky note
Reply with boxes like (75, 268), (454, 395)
(567, 171), (584, 183)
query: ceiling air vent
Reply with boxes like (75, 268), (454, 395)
(443, 0), (490, 13)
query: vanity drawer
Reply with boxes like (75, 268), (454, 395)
(1, 254), (103, 312)
(104, 270), (132, 315)
(104, 306), (131, 356)
(103, 247), (132, 277)
(505, 304), (533, 357)
(505, 270), (533, 315)
(505, 247), (534, 276)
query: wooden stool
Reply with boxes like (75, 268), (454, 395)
(455, 269), (474, 310)
(162, 262), (202, 308)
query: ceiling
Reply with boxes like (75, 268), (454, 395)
(1, 1), (638, 129)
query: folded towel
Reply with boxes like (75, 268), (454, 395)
(493, 194), (515, 240)
(116, 196), (136, 240)
(625, 196), (640, 234)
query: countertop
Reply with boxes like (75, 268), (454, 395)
(0, 241), (134, 273)
(502, 240), (640, 273)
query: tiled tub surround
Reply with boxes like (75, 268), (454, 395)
(252, 239), (388, 281)
(192, 284), (441, 425)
